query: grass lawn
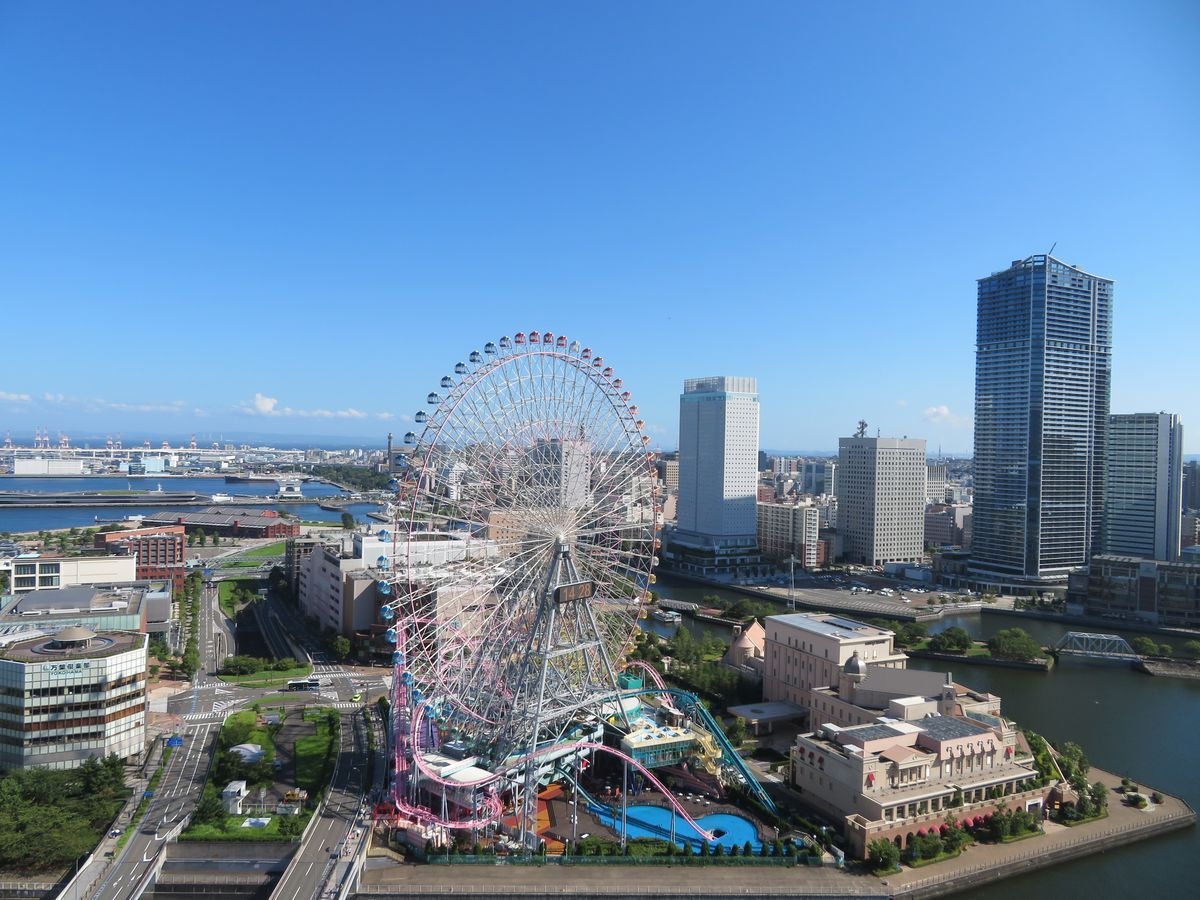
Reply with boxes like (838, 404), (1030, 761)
(295, 709), (339, 794)
(179, 810), (311, 842)
(244, 541), (286, 557)
(218, 578), (262, 617)
(221, 560), (263, 568)
(218, 664), (312, 687)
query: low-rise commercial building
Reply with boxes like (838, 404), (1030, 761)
(93, 525), (187, 594)
(140, 506), (299, 539)
(1, 554), (137, 594)
(0, 627), (147, 770)
(0, 582), (171, 637)
(1066, 554), (1200, 629)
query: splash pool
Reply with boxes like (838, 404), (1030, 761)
(596, 804), (762, 851)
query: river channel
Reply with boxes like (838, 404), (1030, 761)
(0, 475), (383, 531)
(652, 575), (1199, 898)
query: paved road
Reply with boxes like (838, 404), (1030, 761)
(78, 570), (386, 900)
(271, 707), (377, 900)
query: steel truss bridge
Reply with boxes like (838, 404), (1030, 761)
(1053, 632), (1140, 660)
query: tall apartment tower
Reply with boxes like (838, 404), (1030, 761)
(971, 255), (1113, 587)
(674, 376), (760, 554)
(1103, 413), (1183, 561)
(837, 436), (926, 566)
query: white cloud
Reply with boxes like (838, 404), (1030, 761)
(94, 399), (186, 414)
(896, 399), (908, 408)
(923, 404), (970, 427)
(253, 393), (280, 415)
(376, 412), (395, 420)
(0, 391), (31, 402)
(238, 394), (368, 420)
(43, 392), (66, 404)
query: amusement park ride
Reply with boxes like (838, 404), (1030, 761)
(374, 332), (774, 852)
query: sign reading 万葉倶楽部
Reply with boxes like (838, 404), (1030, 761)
(43, 661), (92, 676)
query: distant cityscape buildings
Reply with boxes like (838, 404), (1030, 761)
(970, 255), (1113, 589)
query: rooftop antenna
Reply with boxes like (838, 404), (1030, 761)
(1047, 241), (1057, 258)
(855, 419), (868, 438)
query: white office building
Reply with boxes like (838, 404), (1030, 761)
(837, 436), (926, 566)
(1103, 413), (1184, 561)
(0, 628), (147, 770)
(667, 377), (763, 577)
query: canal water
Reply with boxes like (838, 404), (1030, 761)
(652, 575), (1199, 898)
(0, 476), (383, 531)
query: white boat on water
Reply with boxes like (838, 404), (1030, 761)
(652, 608), (682, 624)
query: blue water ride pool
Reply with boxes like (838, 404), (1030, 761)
(594, 804), (762, 852)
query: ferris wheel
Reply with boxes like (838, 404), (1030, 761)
(382, 331), (661, 830)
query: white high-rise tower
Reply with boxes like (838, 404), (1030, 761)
(668, 376), (761, 577)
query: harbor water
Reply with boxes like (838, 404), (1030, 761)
(0, 475), (382, 531)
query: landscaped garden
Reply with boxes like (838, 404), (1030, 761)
(181, 707), (339, 842)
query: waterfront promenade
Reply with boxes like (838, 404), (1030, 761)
(355, 767), (1193, 899)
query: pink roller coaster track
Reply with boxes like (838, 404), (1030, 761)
(388, 692), (715, 841)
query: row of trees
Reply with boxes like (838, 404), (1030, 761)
(220, 655), (301, 675)
(309, 464), (394, 492)
(178, 571), (204, 677)
(187, 528), (219, 547)
(1130, 635), (1200, 660)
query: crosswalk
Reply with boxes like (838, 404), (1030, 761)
(182, 698), (241, 722)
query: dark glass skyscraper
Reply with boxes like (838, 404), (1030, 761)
(971, 255), (1112, 586)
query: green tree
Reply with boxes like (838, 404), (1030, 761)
(1158, 643), (1174, 658)
(197, 528), (208, 547)
(726, 716), (748, 747)
(332, 635), (352, 661)
(1130, 635), (1159, 657)
(341, 511), (356, 530)
(987, 627), (1043, 661)
(930, 626), (973, 653)
(193, 787), (226, 827)
(1182, 640), (1200, 660)
(867, 837), (900, 871)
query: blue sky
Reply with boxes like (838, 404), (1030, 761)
(1, 1), (1197, 453)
